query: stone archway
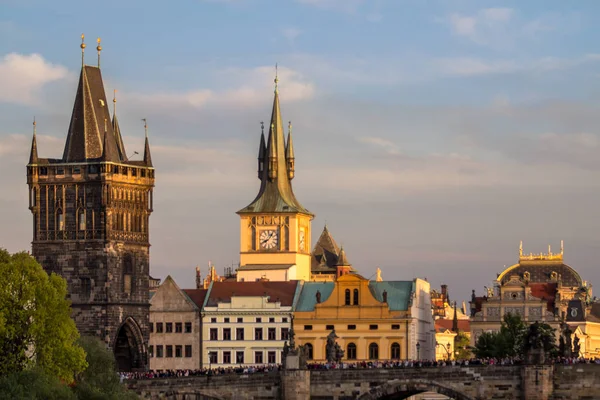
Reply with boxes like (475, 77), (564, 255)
(358, 379), (474, 400)
(113, 316), (145, 371)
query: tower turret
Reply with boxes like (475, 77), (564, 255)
(258, 122), (266, 179)
(29, 118), (38, 164)
(285, 121), (295, 180)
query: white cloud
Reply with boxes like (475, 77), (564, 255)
(126, 65), (315, 111)
(282, 27), (302, 43)
(358, 136), (401, 155)
(447, 8), (515, 47)
(0, 53), (70, 105)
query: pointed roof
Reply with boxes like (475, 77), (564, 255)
(238, 87), (311, 215)
(143, 135), (153, 167)
(286, 131), (294, 160)
(29, 121), (38, 164)
(258, 132), (266, 160)
(311, 225), (340, 270)
(112, 114), (126, 160)
(336, 247), (351, 266)
(62, 66), (121, 162)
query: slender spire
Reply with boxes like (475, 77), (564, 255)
(336, 246), (351, 266)
(96, 37), (102, 68)
(80, 33), (86, 66)
(102, 118), (111, 160)
(29, 117), (39, 164)
(267, 122), (277, 179)
(286, 120), (295, 180)
(112, 89), (126, 160)
(143, 118), (153, 167)
(274, 63), (279, 93)
(452, 301), (459, 332)
(258, 121), (266, 179)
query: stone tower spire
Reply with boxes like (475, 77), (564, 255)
(143, 119), (153, 167)
(258, 122), (266, 179)
(29, 118), (39, 164)
(286, 121), (295, 180)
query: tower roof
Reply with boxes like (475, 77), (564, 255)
(238, 84), (311, 215)
(62, 65), (121, 162)
(112, 114), (126, 161)
(336, 247), (351, 266)
(311, 225), (340, 270)
(29, 119), (38, 164)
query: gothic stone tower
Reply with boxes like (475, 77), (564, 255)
(26, 37), (154, 371)
(237, 74), (314, 282)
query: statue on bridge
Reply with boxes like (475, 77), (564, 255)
(283, 326), (307, 370)
(326, 329), (344, 363)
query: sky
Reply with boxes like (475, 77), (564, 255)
(2, 0), (600, 306)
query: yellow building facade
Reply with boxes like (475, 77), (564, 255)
(294, 274), (435, 362)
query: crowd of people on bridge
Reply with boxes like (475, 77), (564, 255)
(120, 356), (600, 381)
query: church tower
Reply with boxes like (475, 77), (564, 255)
(26, 36), (155, 371)
(236, 71), (313, 282)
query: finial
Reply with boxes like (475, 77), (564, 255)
(274, 63), (279, 93)
(288, 121), (292, 134)
(548, 244), (552, 255)
(80, 33), (86, 66)
(142, 118), (148, 138)
(519, 240), (523, 257)
(33, 116), (36, 135)
(96, 37), (102, 68)
(561, 240), (564, 255)
(113, 89), (117, 115)
(261, 121), (264, 135)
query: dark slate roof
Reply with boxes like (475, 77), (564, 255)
(369, 281), (413, 311)
(182, 289), (208, 308)
(63, 66), (121, 163)
(112, 114), (126, 160)
(295, 282), (335, 311)
(500, 262), (582, 287)
(237, 264), (294, 271)
(311, 225), (340, 271)
(205, 281), (299, 307)
(238, 90), (311, 215)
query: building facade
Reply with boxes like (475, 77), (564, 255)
(293, 274), (435, 362)
(149, 276), (206, 370)
(26, 37), (154, 371)
(202, 281), (301, 367)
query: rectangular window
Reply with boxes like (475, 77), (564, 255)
(269, 317), (275, 323)
(223, 351), (231, 364)
(149, 323), (153, 333)
(236, 351), (244, 364)
(224, 317), (230, 323)
(326, 325), (334, 330)
(256, 317), (262, 323)
(149, 345), (154, 358)
(281, 327), (289, 341)
(391, 324), (400, 330)
(78, 212), (86, 231)
(166, 345), (173, 358)
(282, 317), (288, 323)
(175, 322), (182, 333)
(210, 328), (218, 340)
(185, 345), (192, 358)
(254, 327), (263, 340)
(236, 327), (245, 340)
(254, 351), (263, 364)
(81, 277), (91, 299)
(268, 327), (276, 340)
(237, 317), (243, 323)
(268, 351), (276, 364)
(223, 328), (231, 341)
(211, 317), (217, 323)
(304, 325), (313, 331)
(348, 325), (356, 330)
(156, 323), (163, 333)
(123, 274), (131, 295)
(57, 213), (65, 231)
(156, 345), (163, 358)
(73, 166), (81, 174)
(57, 168), (65, 175)
(209, 351), (217, 364)
(369, 324), (378, 330)
(175, 345), (182, 358)
(166, 323), (173, 333)
(185, 322), (192, 333)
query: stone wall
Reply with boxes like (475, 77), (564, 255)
(553, 364), (600, 399)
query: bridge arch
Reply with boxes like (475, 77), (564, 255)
(357, 378), (474, 400)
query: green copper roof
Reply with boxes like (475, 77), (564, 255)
(368, 281), (413, 311)
(294, 282), (335, 311)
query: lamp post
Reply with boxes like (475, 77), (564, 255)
(435, 341), (452, 361)
(416, 342), (421, 360)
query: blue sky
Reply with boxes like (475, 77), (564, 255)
(2, 0), (600, 304)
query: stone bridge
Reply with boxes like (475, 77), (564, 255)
(127, 364), (600, 400)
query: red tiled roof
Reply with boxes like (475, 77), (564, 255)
(529, 283), (557, 311)
(435, 319), (470, 333)
(206, 281), (299, 307)
(183, 289), (208, 308)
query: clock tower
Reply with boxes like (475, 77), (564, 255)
(236, 73), (313, 282)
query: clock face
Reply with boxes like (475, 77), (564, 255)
(299, 230), (305, 251)
(260, 229), (278, 249)
(571, 308), (578, 317)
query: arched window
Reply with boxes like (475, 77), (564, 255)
(123, 254), (134, 295)
(78, 210), (86, 231)
(347, 343), (357, 360)
(353, 289), (359, 305)
(345, 289), (351, 305)
(391, 342), (401, 359)
(304, 343), (313, 360)
(57, 209), (64, 231)
(369, 343), (379, 360)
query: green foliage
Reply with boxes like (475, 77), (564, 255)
(453, 332), (472, 360)
(73, 336), (138, 400)
(0, 368), (76, 400)
(0, 249), (87, 383)
(499, 313), (527, 357)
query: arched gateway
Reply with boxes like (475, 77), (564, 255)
(358, 379), (474, 400)
(113, 317), (146, 371)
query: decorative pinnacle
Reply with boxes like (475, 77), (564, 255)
(261, 121), (264, 134)
(80, 33), (86, 66)
(288, 121), (292, 134)
(274, 63), (279, 93)
(113, 89), (117, 115)
(142, 118), (148, 138)
(96, 37), (102, 67)
(33, 117), (36, 134)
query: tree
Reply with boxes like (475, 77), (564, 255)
(0, 249), (87, 383)
(0, 368), (76, 400)
(453, 332), (471, 360)
(73, 336), (138, 400)
(473, 313), (527, 359)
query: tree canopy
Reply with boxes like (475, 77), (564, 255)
(0, 249), (87, 383)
